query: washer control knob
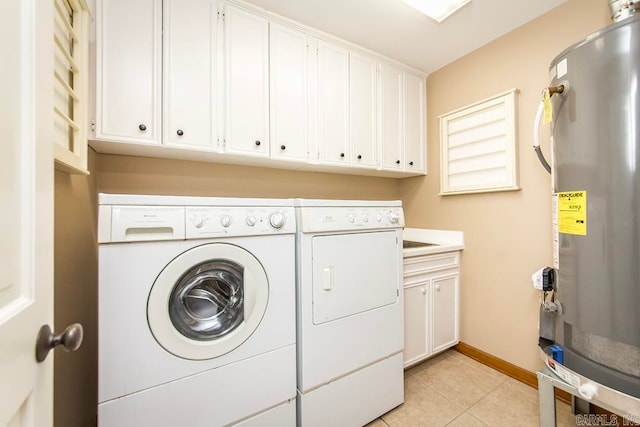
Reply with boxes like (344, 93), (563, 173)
(388, 212), (400, 224)
(269, 212), (286, 229)
(220, 215), (232, 228)
(245, 215), (257, 227)
(347, 214), (355, 223)
(376, 214), (383, 222)
(362, 214), (369, 223)
(192, 215), (206, 229)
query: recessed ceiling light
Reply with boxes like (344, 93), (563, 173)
(402, 0), (471, 22)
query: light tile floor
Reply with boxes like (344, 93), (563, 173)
(367, 350), (577, 427)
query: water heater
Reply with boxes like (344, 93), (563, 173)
(539, 8), (640, 411)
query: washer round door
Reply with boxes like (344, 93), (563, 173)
(147, 243), (269, 360)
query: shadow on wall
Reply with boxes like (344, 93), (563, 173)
(54, 149), (99, 427)
(96, 153), (403, 201)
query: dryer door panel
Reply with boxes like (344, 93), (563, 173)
(311, 231), (399, 324)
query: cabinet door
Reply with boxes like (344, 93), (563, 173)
(164, 0), (217, 149)
(405, 72), (426, 173)
(379, 64), (404, 170)
(270, 24), (308, 162)
(223, 5), (269, 157)
(349, 53), (377, 169)
(404, 283), (430, 366)
(95, 0), (161, 144)
(317, 41), (349, 165)
(432, 274), (459, 354)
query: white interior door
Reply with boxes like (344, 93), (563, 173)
(0, 0), (54, 426)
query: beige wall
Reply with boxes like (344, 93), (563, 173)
(400, 0), (610, 372)
(97, 154), (401, 200)
(54, 149), (99, 427)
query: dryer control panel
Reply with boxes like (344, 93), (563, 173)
(296, 206), (405, 233)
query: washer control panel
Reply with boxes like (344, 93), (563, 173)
(99, 204), (295, 243)
(185, 206), (295, 239)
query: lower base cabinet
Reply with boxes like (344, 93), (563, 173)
(403, 251), (460, 368)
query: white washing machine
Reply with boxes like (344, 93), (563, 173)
(97, 194), (296, 427)
(294, 199), (405, 426)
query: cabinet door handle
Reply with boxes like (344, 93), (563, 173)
(357, 154), (362, 160)
(280, 145), (286, 150)
(396, 160), (401, 165)
(340, 152), (345, 158)
(421, 287), (426, 295)
(138, 124), (147, 132)
(176, 129), (184, 136)
(409, 161), (414, 166)
(255, 140), (261, 146)
(435, 284), (441, 292)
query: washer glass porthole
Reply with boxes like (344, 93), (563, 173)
(169, 259), (244, 341)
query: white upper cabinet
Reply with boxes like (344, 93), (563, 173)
(223, 5), (269, 157)
(349, 53), (377, 169)
(163, 0), (218, 150)
(405, 72), (426, 173)
(91, 0), (426, 177)
(316, 41), (350, 166)
(269, 24), (309, 163)
(95, 0), (161, 144)
(379, 63), (404, 171)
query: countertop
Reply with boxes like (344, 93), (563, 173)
(403, 227), (464, 257)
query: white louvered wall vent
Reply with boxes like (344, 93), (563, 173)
(54, 0), (90, 174)
(439, 89), (519, 195)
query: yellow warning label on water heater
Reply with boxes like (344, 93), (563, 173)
(557, 191), (587, 235)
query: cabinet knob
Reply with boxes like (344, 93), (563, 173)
(435, 284), (441, 292)
(409, 161), (414, 166)
(357, 154), (362, 160)
(340, 153), (345, 158)
(138, 124), (147, 132)
(396, 160), (401, 165)
(280, 145), (286, 150)
(255, 140), (261, 146)
(421, 287), (426, 295)
(176, 129), (184, 136)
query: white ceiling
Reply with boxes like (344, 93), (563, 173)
(241, 0), (568, 74)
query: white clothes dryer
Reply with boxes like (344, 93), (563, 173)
(97, 194), (296, 427)
(294, 199), (405, 427)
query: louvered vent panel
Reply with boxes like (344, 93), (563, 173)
(439, 89), (519, 195)
(53, 0), (89, 174)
